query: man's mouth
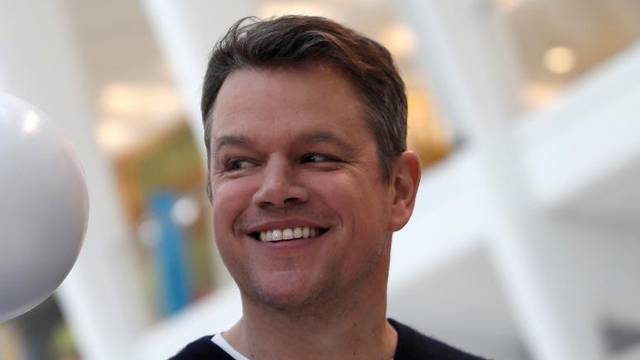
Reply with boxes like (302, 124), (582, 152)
(249, 226), (329, 242)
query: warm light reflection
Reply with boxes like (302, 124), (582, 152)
(494, 0), (520, 11)
(379, 23), (416, 61)
(97, 82), (185, 154)
(22, 112), (40, 134)
(96, 119), (135, 154)
(258, 2), (334, 18)
(406, 89), (451, 167)
(523, 81), (561, 108)
(100, 83), (182, 119)
(544, 46), (577, 75)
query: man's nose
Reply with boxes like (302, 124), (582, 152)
(252, 158), (309, 208)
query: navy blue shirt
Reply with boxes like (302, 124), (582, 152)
(170, 318), (487, 359)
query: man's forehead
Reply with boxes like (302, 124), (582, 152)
(211, 64), (362, 116)
(208, 64), (369, 147)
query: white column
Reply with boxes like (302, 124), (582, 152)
(399, 0), (605, 359)
(0, 1), (149, 359)
(138, 0), (256, 157)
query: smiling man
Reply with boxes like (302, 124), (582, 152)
(171, 15), (485, 360)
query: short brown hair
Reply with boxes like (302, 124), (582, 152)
(202, 15), (407, 187)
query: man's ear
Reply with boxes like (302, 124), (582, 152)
(389, 151), (421, 231)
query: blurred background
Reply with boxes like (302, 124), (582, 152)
(1, 0), (639, 359)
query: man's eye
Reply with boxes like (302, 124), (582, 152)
(225, 159), (256, 171)
(301, 153), (336, 163)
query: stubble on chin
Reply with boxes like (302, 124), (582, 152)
(239, 265), (345, 318)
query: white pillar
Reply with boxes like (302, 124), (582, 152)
(399, 0), (605, 359)
(0, 1), (149, 359)
(138, 0), (255, 157)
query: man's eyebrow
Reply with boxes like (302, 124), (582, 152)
(213, 131), (358, 155)
(213, 134), (253, 153)
(294, 131), (357, 154)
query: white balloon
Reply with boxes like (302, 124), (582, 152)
(0, 93), (88, 322)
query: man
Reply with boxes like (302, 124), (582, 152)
(172, 15), (485, 359)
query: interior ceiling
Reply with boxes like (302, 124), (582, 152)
(503, 0), (640, 84)
(64, 0), (640, 151)
(64, 0), (420, 154)
(66, 0), (411, 96)
(67, 0), (640, 97)
(66, 0), (172, 98)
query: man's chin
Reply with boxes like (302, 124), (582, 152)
(254, 287), (313, 309)
(243, 282), (332, 313)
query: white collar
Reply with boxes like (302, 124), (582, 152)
(211, 333), (251, 360)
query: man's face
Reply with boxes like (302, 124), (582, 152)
(209, 64), (396, 309)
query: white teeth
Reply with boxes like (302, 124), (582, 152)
(258, 226), (321, 242)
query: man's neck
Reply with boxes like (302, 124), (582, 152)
(224, 279), (397, 359)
